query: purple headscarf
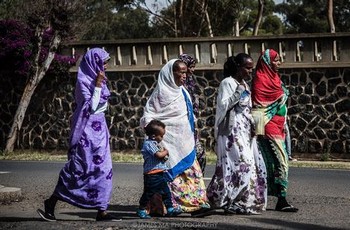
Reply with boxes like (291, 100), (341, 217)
(179, 54), (196, 67)
(70, 48), (111, 146)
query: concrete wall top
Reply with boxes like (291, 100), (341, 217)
(61, 32), (350, 72)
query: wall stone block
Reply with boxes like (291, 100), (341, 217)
(300, 112), (314, 122)
(311, 95), (320, 104)
(298, 94), (311, 104)
(309, 71), (323, 84)
(326, 130), (339, 140)
(319, 120), (333, 129)
(308, 140), (322, 153)
(290, 73), (299, 86)
(328, 78), (342, 92)
(297, 135), (308, 153)
(316, 81), (327, 96)
(295, 117), (307, 131)
(305, 83), (313, 94)
(334, 119), (344, 129)
(324, 104), (335, 113)
(335, 99), (350, 113)
(340, 114), (350, 126)
(314, 127), (326, 139)
(314, 106), (329, 118)
(331, 140), (345, 153)
(340, 126), (350, 140)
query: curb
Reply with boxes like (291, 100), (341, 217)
(0, 185), (22, 203)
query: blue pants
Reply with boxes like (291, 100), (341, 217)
(139, 172), (173, 209)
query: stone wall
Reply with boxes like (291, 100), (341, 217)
(0, 67), (349, 156)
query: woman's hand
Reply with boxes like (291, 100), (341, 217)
(96, 71), (105, 87)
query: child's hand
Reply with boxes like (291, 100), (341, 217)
(163, 148), (169, 161)
(163, 155), (169, 161)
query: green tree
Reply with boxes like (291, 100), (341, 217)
(333, 0), (350, 32)
(261, 15), (283, 35)
(139, 0), (283, 37)
(109, 7), (155, 39)
(78, 0), (116, 40)
(276, 0), (350, 33)
(76, 0), (155, 40)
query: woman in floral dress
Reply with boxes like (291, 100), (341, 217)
(207, 53), (267, 215)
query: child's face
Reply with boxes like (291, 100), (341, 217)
(153, 127), (165, 143)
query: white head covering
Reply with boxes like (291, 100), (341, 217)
(141, 59), (195, 180)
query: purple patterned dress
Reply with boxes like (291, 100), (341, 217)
(53, 48), (113, 210)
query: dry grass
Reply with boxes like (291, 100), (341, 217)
(1, 150), (349, 169)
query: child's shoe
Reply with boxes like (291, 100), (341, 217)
(165, 207), (182, 217)
(136, 209), (151, 219)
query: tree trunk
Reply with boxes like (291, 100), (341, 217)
(195, 0), (213, 37)
(253, 0), (264, 36)
(204, 7), (214, 37)
(4, 34), (61, 153)
(327, 0), (335, 33)
(178, 0), (185, 36)
(234, 19), (240, 37)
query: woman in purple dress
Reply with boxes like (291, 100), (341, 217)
(37, 48), (120, 222)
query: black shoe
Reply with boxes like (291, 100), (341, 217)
(191, 207), (214, 218)
(37, 209), (56, 222)
(275, 198), (298, 212)
(96, 212), (122, 222)
(276, 204), (299, 212)
(223, 206), (236, 215)
(224, 204), (251, 215)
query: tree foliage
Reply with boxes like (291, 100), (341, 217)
(276, 0), (350, 33)
(0, 0), (82, 152)
(0, 20), (34, 77)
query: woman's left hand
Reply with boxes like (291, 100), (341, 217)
(96, 71), (105, 87)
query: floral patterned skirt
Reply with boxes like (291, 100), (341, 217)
(169, 160), (210, 212)
(207, 113), (267, 214)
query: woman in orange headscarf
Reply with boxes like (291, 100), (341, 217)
(251, 49), (298, 212)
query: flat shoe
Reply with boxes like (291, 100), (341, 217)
(223, 208), (236, 215)
(276, 205), (299, 212)
(191, 207), (215, 218)
(96, 213), (122, 221)
(37, 209), (56, 222)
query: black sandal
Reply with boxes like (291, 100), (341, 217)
(276, 205), (299, 212)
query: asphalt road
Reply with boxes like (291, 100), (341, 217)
(0, 161), (349, 230)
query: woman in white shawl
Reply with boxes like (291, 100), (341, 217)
(207, 54), (267, 215)
(140, 59), (211, 216)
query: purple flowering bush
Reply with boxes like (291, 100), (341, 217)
(0, 20), (34, 77)
(0, 19), (77, 79)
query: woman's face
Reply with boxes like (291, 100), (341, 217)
(174, 62), (188, 86)
(103, 59), (109, 70)
(187, 63), (195, 77)
(239, 58), (254, 80)
(271, 54), (281, 72)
